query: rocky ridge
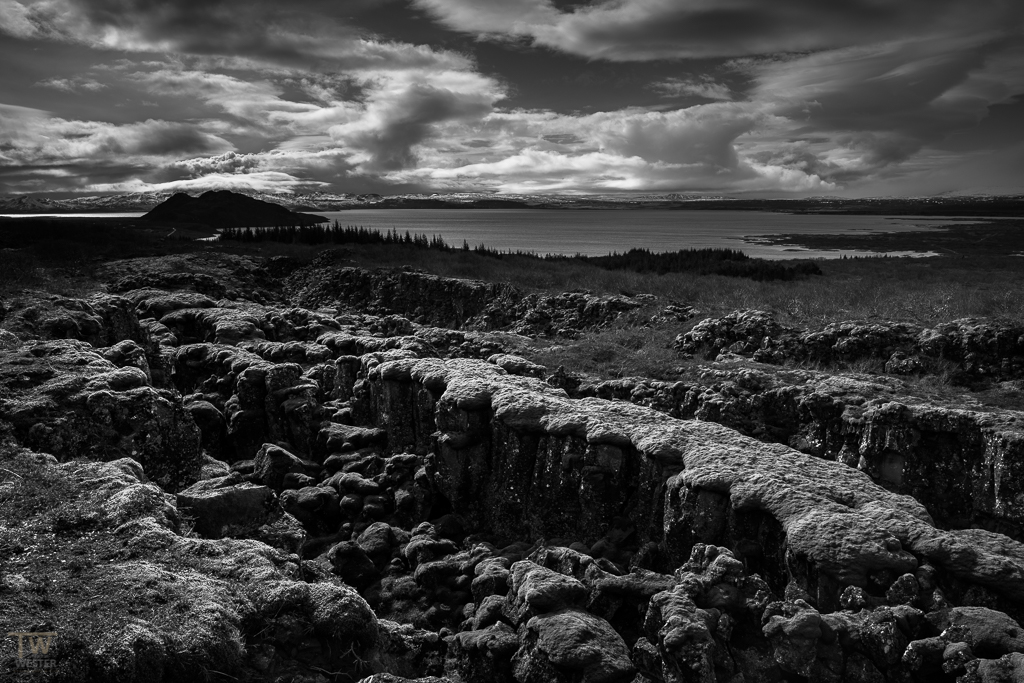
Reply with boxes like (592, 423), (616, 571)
(677, 309), (1024, 382)
(1, 252), (1024, 683)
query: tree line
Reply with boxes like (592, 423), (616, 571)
(218, 223), (821, 281)
(578, 247), (822, 281)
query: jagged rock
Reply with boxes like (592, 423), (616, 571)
(645, 584), (721, 682)
(0, 339), (201, 491)
(676, 310), (1024, 381)
(253, 443), (308, 492)
(279, 485), (341, 535)
(99, 338), (151, 378)
(446, 623), (519, 683)
(505, 561), (589, 623)
(366, 357), (1024, 611)
(160, 305), (268, 345)
(762, 600), (826, 676)
(239, 339), (334, 365)
(357, 522), (407, 566)
(0, 292), (145, 348)
(472, 558), (512, 603)
(963, 651), (1024, 683)
(326, 540), (382, 591)
(487, 353), (546, 378)
(930, 606), (1024, 658)
(676, 309), (785, 359)
(286, 256), (654, 336)
(133, 290), (218, 319)
(186, 399), (227, 456)
(512, 608), (635, 683)
(0, 446), (377, 681)
(176, 474), (277, 538)
(9, 248), (1024, 683)
(575, 363), (1024, 542)
(376, 620), (447, 680)
(320, 423), (388, 455)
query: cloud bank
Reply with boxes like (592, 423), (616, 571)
(0, 0), (1022, 196)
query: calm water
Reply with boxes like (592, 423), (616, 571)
(316, 209), (963, 259)
(0, 212), (146, 218)
(2, 209), (978, 259)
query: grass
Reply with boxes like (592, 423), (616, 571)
(7, 216), (1022, 329)
(313, 245), (1024, 328)
(527, 318), (684, 381)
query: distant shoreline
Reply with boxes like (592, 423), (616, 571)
(3, 209), (1012, 259)
(3, 193), (1024, 218)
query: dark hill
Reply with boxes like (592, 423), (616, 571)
(143, 190), (327, 228)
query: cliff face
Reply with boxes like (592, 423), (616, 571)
(285, 251), (657, 335)
(678, 309), (1024, 382)
(2, 252), (1024, 683)
(574, 367), (1024, 542)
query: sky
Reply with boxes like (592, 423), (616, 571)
(1, 0), (1023, 197)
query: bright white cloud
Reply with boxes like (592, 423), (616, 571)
(86, 170), (325, 194)
(0, 104), (233, 166)
(328, 69), (504, 171)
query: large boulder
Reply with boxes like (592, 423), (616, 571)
(176, 474), (277, 538)
(512, 609), (635, 683)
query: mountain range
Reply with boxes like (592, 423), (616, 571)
(2, 190), (1023, 215)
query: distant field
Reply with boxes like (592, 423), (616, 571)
(2, 216), (1022, 330)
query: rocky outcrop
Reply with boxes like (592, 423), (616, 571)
(677, 309), (1024, 381)
(5, 251), (1024, 683)
(0, 339), (201, 491)
(0, 445), (378, 682)
(365, 357), (1024, 613)
(574, 363), (1024, 541)
(285, 253), (656, 336)
(1, 292), (145, 347)
(101, 252), (301, 303)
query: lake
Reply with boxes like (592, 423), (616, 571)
(2, 209), (979, 259)
(314, 209), (965, 259)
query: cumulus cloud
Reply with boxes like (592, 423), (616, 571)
(381, 101), (835, 194)
(3, 0), (1022, 196)
(0, 103), (236, 191)
(124, 68), (355, 132)
(329, 70), (503, 171)
(0, 106), (232, 164)
(387, 147), (833, 194)
(0, 0), (37, 38)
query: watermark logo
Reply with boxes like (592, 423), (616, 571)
(7, 632), (58, 670)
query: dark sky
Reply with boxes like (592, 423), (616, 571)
(1, 0), (1022, 196)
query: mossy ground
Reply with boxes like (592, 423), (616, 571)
(0, 444), (246, 681)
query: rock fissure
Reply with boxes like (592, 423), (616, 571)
(2, 253), (1024, 683)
